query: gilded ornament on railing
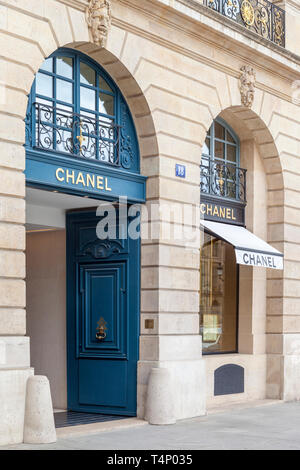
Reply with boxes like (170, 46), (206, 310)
(33, 102), (121, 164)
(241, 0), (255, 26)
(239, 65), (256, 108)
(274, 10), (284, 46)
(86, 0), (112, 48)
(204, 0), (285, 47)
(200, 156), (247, 203)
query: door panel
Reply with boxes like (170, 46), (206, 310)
(67, 210), (139, 416)
(78, 263), (126, 357)
(78, 360), (127, 407)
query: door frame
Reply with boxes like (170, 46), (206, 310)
(66, 208), (141, 415)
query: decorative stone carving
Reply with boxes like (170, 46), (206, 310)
(80, 239), (124, 259)
(86, 0), (112, 48)
(239, 65), (256, 108)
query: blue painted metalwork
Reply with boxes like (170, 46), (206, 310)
(25, 48), (146, 203)
(67, 210), (140, 415)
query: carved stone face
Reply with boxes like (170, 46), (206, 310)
(92, 6), (109, 41)
(240, 66), (256, 108)
(87, 0), (112, 48)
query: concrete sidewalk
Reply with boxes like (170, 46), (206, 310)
(2, 401), (300, 450)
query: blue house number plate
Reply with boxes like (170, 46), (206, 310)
(175, 164), (186, 178)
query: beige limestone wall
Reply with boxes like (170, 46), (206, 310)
(206, 354), (267, 407)
(26, 230), (67, 411)
(203, 118), (269, 406)
(273, 0), (300, 55)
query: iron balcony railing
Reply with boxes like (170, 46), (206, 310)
(200, 156), (247, 203)
(26, 102), (122, 166)
(204, 0), (285, 47)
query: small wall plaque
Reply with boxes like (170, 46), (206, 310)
(145, 319), (154, 329)
(175, 164), (186, 178)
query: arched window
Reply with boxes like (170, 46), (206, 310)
(200, 119), (241, 355)
(201, 118), (245, 202)
(25, 49), (139, 173)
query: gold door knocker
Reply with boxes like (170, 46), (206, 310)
(96, 317), (108, 341)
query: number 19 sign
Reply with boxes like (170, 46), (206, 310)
(175, 164), (186, 179)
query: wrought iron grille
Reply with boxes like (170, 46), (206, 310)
(201, 156), (247, 203)
(28, 102), (122, 166)
(204, 0), (285, 47)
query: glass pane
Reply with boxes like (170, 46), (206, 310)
(200, 233), (238, 354)
(80, 62), (96, 87)
(35, 98), (53, 123)
(99, 77), (113, 94)
(40, 58), (53, 73)
(36, 73), (53, 98)
(99, 141), (115, 163)
(81, 111), (97, 135)
(226, 130), (236, 144)
(80, 137), (97, 160)
(36, 125), (53, 150)
(56, 56), (73, 79)
(99, 117), (115, 140)
(56, 105), (73, 130)
(227, 181), (236, 199)
(99, 93), (114, 116)
(215, 141), (224, 159)
(227, 144), (237, 163)
(56, 79), (73, 104)
(80, 86), (96, 111)
(214, 121), (225, 140)
(56, 129), (73, 154)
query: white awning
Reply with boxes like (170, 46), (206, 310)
(201, 220), (283, 270)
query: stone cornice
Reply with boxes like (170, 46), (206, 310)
(115, 0), (300, 82)
(57, 0), (88, 11)
(160, 0), (300, 68)
(57, 0), (300, 85)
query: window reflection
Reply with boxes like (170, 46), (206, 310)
(31, 53), (118, 164)
(80, 86), (96, 110)
(36, 73), (53, 98)
(40, 58), (53, 73)
(80, 62), (96, 87)
(99, 93), (114, 116)
(200, 233), (238, 354)
(56, 56), (73, 79)
(202, 137), (210, 156)
(56, 79), (73, 104)
(99, 77), (113, 94)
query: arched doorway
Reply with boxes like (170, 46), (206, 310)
(25, 48), (146, 417)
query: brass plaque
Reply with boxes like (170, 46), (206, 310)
(145, 319), (154, 330)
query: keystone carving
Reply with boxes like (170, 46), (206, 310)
(86, 0), (112, 48)
(239, 65), (256, 108)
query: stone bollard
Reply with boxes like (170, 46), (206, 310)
(145, 368), (176, 425)
(23, 376), (57, 444)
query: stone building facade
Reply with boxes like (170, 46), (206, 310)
(0, 0), (300, 445)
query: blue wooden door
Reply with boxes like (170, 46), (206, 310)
(66, 210), (140, 415)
